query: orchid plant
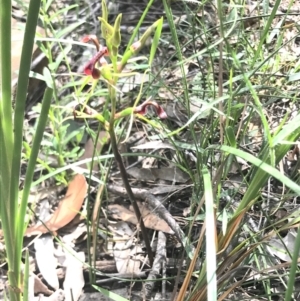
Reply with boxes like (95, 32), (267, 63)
(75, 14), (166, 124)
(76, 0), (165, 265)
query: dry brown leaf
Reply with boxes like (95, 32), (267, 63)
(108, 202), (174, 234)
(108, 204), (138, 224)
(25, 174), (87, 236)
(136, 202), (175, 234)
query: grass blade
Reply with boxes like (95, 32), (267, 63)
(203, 167), (217, 301)
(284, 225), (300, 301)
(11, 0), (42, 236)
(18, 87), (53, 240)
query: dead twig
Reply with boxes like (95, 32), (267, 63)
(145, 231), (167, 300)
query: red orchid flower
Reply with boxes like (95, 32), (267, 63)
(134, 99), (167, 119)
(81, 35), (109, 79)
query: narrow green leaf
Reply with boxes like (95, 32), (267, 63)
(162, 0), (189, 108)
(124, 0), (156, 54)
(284, 225), (300, 301)
(210, 145), (300, 212)
(0, 0), (13, 173)
(43, 67), (54, 88)
(203, 167), (217, 301)
(149, 17), (163, 65)
(56, 20), (85, 38)
(92, 285), (130, 301)
(18, 87), (53, 240)
(273, 113), (300, 146)
(11, 0), (42, 229)
(252, 0), (285, 64)
(225, 126), (236, 148)
(23, 250), (30, 301)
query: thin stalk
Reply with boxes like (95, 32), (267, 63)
(23, 251), (30, 301)
(108, 88), (154, 266)
(284, 224), (300, 301)
(12, 0), (42, 297)
(0, 0), (13, 159)
(12, 0), (42, 244)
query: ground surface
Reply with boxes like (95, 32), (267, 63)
(5, 0), (300, 300)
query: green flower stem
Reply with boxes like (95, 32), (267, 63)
(96, 0), (164, 268)
(114, 107), (134, 119)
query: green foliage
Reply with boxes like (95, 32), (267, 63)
(2, 0), (300, 299)
(80, 2), (164, 125)
(0, 0), (53, 300)
(158, 0), (300, 300)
